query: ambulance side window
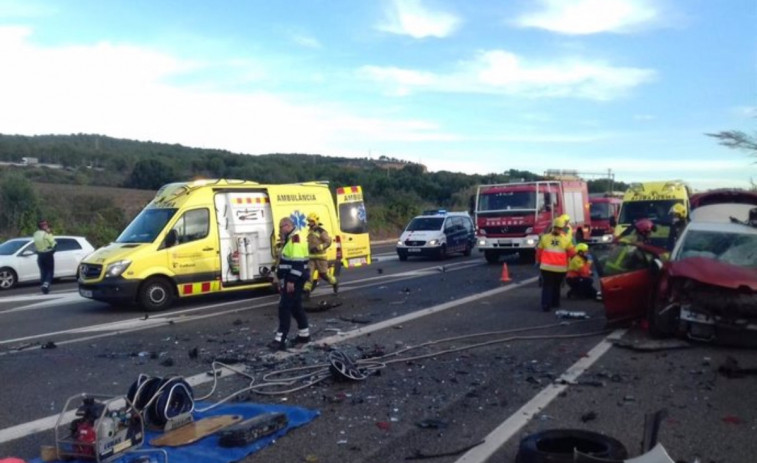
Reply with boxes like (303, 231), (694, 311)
(173, 209), (210, 245)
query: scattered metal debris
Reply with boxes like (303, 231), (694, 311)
(415, 418), (448, 429)
(718, 356), (757, 378)
(612, 338), (691, 352)
(406, 439), (485, 460)
(555, 310), (589, 319)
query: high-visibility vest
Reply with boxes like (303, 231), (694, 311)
(567, 255), (591, 278)
(33, 230), (56, 253)
(277, 231), (309, 283)
(536, 232), (574, 273)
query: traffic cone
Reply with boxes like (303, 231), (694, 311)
(500, 263), (511, 283)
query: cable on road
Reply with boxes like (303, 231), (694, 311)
(193, 319), (612, 397)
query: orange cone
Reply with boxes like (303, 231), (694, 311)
(500, 263), (511, 283)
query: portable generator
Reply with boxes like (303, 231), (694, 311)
(55, 394), (144, 462)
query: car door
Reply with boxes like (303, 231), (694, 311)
(53, 238), (84, 278)
(167, 208), (218, 286)
(593, 243), (659, 323)
(16, 241), (39, 283)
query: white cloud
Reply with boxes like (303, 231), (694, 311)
(292, 34), (322, 49)
(733, 106), (757, 118)
(0, 26), (455, 157)
(359, 49), (655, 100)
(515, 0), (659, 35)
(376, 0), (460, 39)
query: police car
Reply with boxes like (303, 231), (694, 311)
(396, 210), (475, 260)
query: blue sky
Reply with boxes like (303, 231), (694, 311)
(0, 0), (755, 190)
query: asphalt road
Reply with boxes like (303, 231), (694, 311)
(0, 244), (755, 462)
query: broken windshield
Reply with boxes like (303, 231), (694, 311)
(677, 230), (757, 268)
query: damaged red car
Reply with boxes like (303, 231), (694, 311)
(594, 198), (757, 347)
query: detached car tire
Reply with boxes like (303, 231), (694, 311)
(515, 429), (628, 463)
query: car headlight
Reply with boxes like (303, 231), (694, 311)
(104, 260), (131, 278)
(428, 239), (439, 246)
(397, 240), (403, 246)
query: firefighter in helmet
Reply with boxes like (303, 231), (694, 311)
(617, 218), (656, 245)
(566, 243), (597, 299)
(536, 216), (575, 311)
(666, 203), (688, 251)
(303, 212), (338, 298)
(559, 213), (574, 243)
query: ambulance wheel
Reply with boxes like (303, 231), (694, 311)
(436, 245), (448, 260)
(139, 277), (174, 312)
(398, 251), (408, 261)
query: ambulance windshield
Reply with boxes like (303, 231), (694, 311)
(117, 207), (178, 243)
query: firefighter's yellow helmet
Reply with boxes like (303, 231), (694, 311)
(307, 212), (320, 224)
(576, 243), (589, 253)
(559, 214), (570, 222)
(553, 217), (567, 229)
(669, 203), (687, 218)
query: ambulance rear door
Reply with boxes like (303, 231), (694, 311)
(336, 186), (371, 268)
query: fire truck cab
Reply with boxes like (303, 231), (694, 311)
(474, 179), (590, 264)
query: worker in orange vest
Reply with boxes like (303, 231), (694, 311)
(536, 217), (575, 312)
(566, 243), (597, 299)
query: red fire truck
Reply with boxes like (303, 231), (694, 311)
(474, 179), (590, 263)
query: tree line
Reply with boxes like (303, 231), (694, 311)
(0, 133), (627, 245)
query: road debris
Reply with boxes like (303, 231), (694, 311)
(718, 356), (757, 378)
(612, 338), (691, 352)
(406, 440), (485, 460)
(555, 310), (589, 319)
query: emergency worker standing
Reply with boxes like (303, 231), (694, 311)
(666, 204), (688, 251)
(33, 219), (57, 294)
(566, 243), (597, 299)
(269, 217), (310, 351)
(536, 217), (575, 311)
(303, 212), (338, 298)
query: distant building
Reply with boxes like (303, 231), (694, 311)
(21, 157), (39, 165)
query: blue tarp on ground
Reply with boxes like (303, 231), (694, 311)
(31, 401), (319, 463)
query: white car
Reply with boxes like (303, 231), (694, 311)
(0, 236), (95, 289)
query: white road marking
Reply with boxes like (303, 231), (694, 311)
(0, 275), (536, 445)
(0, 260), (484, 346)
(454, 329), (627, 463)
(0, 291), (83, 314)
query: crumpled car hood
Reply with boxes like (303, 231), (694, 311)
(668, 256), (757, 291)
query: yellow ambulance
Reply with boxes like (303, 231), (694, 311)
(78, 179), (371, 311)
(614, 180), (690, 247)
